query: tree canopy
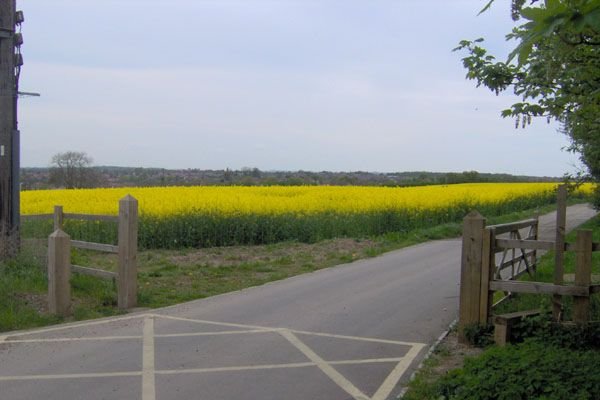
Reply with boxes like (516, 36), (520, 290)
(49, 151), (97, 189)
(454, 0), (600, 182)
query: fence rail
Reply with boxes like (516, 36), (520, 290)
(45, 195), (138, 316)
(63, 213), (118, 223)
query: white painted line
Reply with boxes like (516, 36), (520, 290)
(155, 329), (268, 338)
(371, 343), (427, 400)
(3, 313), (150, 339)
(4, 336), (141, 344)
(291, 329), (421, 347)
(156, 362), (316, 375)
(142, 317), (156, 400)
(155, 358), (405, 375)
(329, 357), (403, 366)
(154, 314), (424, 347)
(0, 371), (141, 381)
(279, 329), (370, 400)
(150, 314), (273, 332)
(0, 357), (408, 383)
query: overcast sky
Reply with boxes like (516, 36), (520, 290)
(17, 0), (581, 176)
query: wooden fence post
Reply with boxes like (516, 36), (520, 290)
(458, 211), (486, 343)
(479, 227), (495, 324)
(553, 184), (567, 320)
(48, 229), (71, 316)
(573, 229), (592, 323)
(53, 205), (63, 231)
(118, 195), (138, 309)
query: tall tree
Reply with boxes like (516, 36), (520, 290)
(455, 0), (600, 193)
(49, 151), (97, 189)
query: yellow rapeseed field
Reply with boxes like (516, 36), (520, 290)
(21, 183), (591, 248)
(21, 182), (568, 216)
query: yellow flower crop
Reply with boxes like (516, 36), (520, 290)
(21, 183), (591, 249)
(21, 183), (572, 217)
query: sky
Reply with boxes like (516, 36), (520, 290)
(16, 0), (582, 176)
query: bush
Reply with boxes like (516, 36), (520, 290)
(436, 341), (600, 400)
(510, 314), (600, 350)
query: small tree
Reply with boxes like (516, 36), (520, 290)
(49, 151), (97, 189)
(454, 0), (600, 188)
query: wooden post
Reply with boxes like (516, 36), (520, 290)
(531, 215), (539, 275)
(118, 195), (138, 309)
(0, 0), (19, 259)
(47, 229), (71, 316)
(553, 184), (567, 320)
(573, 229), (592, 323)
(53, 205), (63, 231)
(479, 227), (496, 324)
(458, 210), (486, 343)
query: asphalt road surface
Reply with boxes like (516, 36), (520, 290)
(0, 204), (596, 400)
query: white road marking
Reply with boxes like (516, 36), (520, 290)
(155, 329), (268, 338)
(2, 313), (149, 339)
(0, 371), (141, 381)
(0, 358), (406, 382)
(371, 342), (427, 400)
(142, 317), (156, 400)
(3, 336), (141, 343)
(279, 329), (370, 400)
(0, 313), (428, 399)
(150, 313), (273, 331)
(329, 357), (403, 366)
(156, 362), (316, 375)
(291, 329), (418, 347)
(153, 314), (422, 347)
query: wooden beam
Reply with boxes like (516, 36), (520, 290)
(0, 0), (19, 258)
(64, 213), (118, 223)
(553, 184), (567, 320)
(487, 219), (538, 235)
(71, 264), (116, 280)
(48, 229), (71, 316)
(489, 280), (589, 297)
(53, 205), (63, 231)
(20, 214), (53, 221)
(495, 239), (554, 251)
(71, 240), (118, 253)
(117, 195), (138, 309)
(573, 230), (592, 323)
(497, 250), (536, 271)
(479, 227), (495, 323)
(458, 211), (485, 343)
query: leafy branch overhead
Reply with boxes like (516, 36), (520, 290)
(455, 0), (600, 181)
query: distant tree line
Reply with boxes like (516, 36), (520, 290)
(20, 153), (560, 191)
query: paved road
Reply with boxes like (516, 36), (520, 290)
(0, 204), (596, 400)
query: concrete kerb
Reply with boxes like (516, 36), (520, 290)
(396, 318), (458, 399)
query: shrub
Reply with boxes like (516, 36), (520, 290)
(436, 341), (600, 400)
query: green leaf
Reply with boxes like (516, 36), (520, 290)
(478, 0), (495, 16)
(583, 7), (600, 31)
(521, 6), (548, 21)
(572, 13), (587, 32)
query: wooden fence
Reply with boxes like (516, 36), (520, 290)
(24, 195), (138, 315)
(459, 186), (600, 343)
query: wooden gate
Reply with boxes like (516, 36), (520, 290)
(458, 185), (600, 343)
